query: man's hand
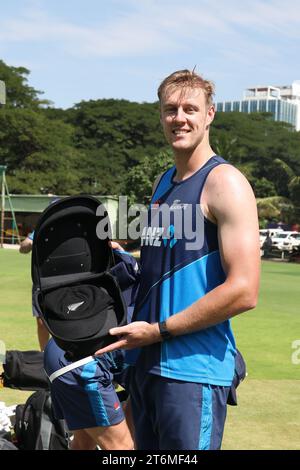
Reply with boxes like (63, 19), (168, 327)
(19, 236), (33, 254)
(94, 321), (161, 356)
(109, 241), (124, 251)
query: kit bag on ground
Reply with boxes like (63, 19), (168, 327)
(32, 195), (127, 360)
(1, 350), (48, 391)
(14, 390), (69, 450)
(0, 437), (19, 450)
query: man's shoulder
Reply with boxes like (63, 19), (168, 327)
(203, 162), (255, 220)
(205, 162), (251, 192)
(152, 165), (175, 196)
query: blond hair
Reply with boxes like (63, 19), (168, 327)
(157, 69), (215, 107)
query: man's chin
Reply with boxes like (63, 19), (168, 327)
(171, 141), (190, 152)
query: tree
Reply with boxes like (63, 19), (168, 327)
(64, 98), (168, 195)
(288, 176), (300, 219)
(0, 109), (84, 194)
(1, 58), (300, 204)
(252, 178), (277, 198)
(123, 150), (174, 205)
(0, 59), (49, 108)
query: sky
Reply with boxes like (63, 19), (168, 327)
(1, 0), (300, 109)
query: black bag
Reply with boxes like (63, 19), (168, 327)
(1, 350), (49, 391)
(14, 390), (69, 450)
(32, 196), (127, 360)
(0, 437), (19, 450)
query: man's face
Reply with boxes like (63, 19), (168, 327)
(160, 87), (215, 154)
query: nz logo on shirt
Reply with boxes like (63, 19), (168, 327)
(141, 225), (178, 248)
(162, 225), (178, 248)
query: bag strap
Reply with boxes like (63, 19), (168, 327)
(46, 355), (95, 383)
(37, 394), (53, 450)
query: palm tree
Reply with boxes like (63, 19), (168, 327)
(257, 159), (300, 225)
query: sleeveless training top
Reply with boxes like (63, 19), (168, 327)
(126, 155), (236, 386)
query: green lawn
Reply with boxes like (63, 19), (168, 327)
(0, 249), (39, 351)
(1, 251), (300, 449)
(231, 260), (300, 380)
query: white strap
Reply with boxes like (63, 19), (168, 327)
(46, 355), (95, 383)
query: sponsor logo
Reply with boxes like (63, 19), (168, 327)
(170, 199), (188, 210)
(162, 225), (178, 248)
(141, 225), (178, 248)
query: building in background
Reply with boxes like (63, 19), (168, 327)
(216, 81), (300, 131)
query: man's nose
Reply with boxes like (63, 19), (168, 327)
(173, 107), (186, 123)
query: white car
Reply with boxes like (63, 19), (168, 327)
(271, 231), (300, 252)
(278, 232), (300, 252)
(259, 228), (283, 248)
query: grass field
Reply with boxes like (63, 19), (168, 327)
(1, 249), (300, 449)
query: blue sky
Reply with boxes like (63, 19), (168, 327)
(1, 0), (300, 109)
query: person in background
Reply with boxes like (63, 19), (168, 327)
(262, 231), (272, 258)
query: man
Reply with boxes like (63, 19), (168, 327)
(96, 69), (260, 450)
(19, 232), (50, 350)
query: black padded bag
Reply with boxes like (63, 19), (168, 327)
(31, 196), (127, 359)
(1, 350), (48, 391)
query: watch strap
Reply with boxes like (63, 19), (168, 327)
(158, 320), (173, 341)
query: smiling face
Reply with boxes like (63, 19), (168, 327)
(160, 86), (215, 156)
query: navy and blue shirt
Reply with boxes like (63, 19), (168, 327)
(127, 155), (236, 386)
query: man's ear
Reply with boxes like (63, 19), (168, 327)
(206, 105), (215, 127)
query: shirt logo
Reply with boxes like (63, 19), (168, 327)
(162, 225), (178, 248)
(170, 199), (188, 210)
(141, 225), (178, 248)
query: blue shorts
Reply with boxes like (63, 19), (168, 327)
(129, 367), (230, 450)
(44, 339), (125, 431)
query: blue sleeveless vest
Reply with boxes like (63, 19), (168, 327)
(127, 155), (236, 386)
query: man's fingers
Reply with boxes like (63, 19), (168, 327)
(109, 241), (124, 251)
(94, 338), (127, 356)
(109, 326), (131, 336)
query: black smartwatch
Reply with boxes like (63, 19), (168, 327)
(158, 320), (173, 341)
